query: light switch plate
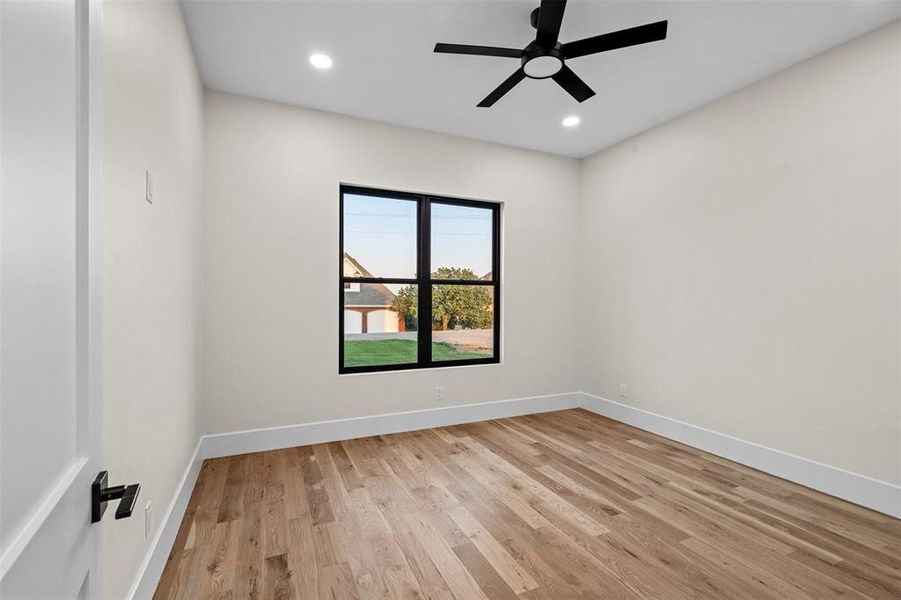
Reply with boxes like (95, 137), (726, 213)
(145, 170), (153, 204)
(144, 501), (153, 538)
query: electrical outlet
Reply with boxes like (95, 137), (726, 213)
(619, 384), (628, 398)
(144, 502), (153, 539)
(145, 170), (153, 204)
(434, 386), (444, 401)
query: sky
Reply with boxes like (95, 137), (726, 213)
(343, 193), (493, 292)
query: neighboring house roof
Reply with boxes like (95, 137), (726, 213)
(345, 282), (395, 307)
(344, 253), (396, 308)
(344, 252), (374, 278)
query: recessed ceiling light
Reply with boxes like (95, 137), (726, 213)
(562, 115), (581, 128)
(309, 53), (333, 70)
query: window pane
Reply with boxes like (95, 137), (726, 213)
(431, 203), (493, 281)
(343, 193), (417, 279)
(431, 284), (494, 362)
(343, 283), (418, 368)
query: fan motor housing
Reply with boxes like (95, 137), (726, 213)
(521, 42), (564, 79)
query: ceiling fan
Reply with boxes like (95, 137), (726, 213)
(434, 0), (668, 107)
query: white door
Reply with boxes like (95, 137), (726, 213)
(0, 1), (104, 597)
(367, 309), (399, 333)
(344, 309), (363, 334)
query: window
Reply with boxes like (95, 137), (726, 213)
(340, 185), (500, 373)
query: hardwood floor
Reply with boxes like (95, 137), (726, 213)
(154, 409), (901, 599)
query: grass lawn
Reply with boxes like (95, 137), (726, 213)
(344, 338), (490, 368)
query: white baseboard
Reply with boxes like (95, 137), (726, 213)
(578, 392), (901, 519)
(128, 439), (204, 600)
(201, 392), (581, 459)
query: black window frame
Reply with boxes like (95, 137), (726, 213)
(339, 184), (501, 374)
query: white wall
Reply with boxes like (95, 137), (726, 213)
(102, 1), (204, 597)
(577, 21), (900, 485)
(202, 91), (580, 434)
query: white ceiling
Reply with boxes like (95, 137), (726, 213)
(181, 0), (901, 158)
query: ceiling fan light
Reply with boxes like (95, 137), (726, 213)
(562, 115), (581, 127)
(522, 55), (563, 79)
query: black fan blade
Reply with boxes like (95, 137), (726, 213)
(552, 65), (595, 102)
(477, 68), (526, 107)
(434, 43), (522, 58)
(536, 0), (567, 47)
(563, 20), (668, 59)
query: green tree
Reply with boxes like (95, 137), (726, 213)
(392, 285), (418, 330)
(392, 267), (492, 331)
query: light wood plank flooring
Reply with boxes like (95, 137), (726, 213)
(155, 409), (901, 599)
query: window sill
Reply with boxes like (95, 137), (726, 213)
(338, 360), (501, 377)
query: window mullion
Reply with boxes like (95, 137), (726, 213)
(418, 197), (432, 366)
